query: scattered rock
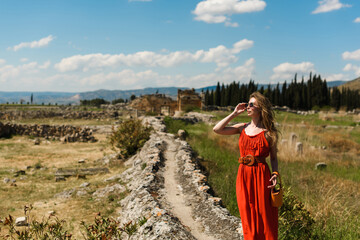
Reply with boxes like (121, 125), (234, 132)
(48, 211), (55, 216)
(315, 162), (327, 170)
(177, 129), (187, 140)
(76, 190), (88, 196)
(295, 142), (303, 155)
(55, 176), (66, 182)
(92, 184), (126, 199)
(208, 197), (222, 206)
(14, 170), (26, 177)
(289, 133), (297, 145)
(3, 178), (10, 183)
(15, 217), (27, 226)
(80, 182), (90, 188)
(34, 138), (41, 145)
(54, 189), (75, 199)
(78, 159), (86, 164)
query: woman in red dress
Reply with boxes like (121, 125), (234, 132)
(213, 92), (279, 240)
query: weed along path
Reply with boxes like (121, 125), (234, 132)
(162, 136), (217, 240)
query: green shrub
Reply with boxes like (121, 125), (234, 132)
(81, 213), (147, 239)
(163, 116), (188, 134)
(279, 187), (317, 240)
(1, 207), (147, 239)
(109, 119), (152, 159)
(184, 105), (201, 113)
(1, 205), (72, 239)
(145, 111), (157, 116)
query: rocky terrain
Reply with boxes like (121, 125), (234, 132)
(0, 122), (96, 142)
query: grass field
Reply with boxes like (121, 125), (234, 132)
(164, 110), (360, 239)
(0, 120), (127, 238)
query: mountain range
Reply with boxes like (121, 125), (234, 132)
(0, 79), (357, 105)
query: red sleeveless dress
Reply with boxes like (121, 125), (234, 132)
(236, 129), (278, 240)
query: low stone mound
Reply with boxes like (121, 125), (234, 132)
(0, 122), (97, 142)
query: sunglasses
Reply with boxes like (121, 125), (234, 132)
(245, 102), (256, 108)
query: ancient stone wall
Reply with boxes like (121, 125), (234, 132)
(130, 94), (177, 116)
(0, 104), (135, 121)
(0, 122), (96, 142)
(177, 89), (202, 111)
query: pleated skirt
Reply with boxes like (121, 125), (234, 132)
(236, 162), (278, 240)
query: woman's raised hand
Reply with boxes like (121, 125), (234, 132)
(233, 103), (247, 115)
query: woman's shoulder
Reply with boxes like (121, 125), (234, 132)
(232, 122), (249, 133)
(264, 130), (276, 147)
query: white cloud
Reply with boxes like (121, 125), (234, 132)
(193, 0), (266, 26)
(312, 0), (351, 14)
(0, 59), (5, 65)
(77, 58), (255, 89)
(55, 39), (254, 72)
(225, 21), (239, 28)
(342, 49), (360, 60)
(0, 61), (51, 82)
(20, 58), (28, 62)
(325, 73), (346, 81)
(354, 17), (360, 23)
(0, 65), (20, 82)
(39, 61), (51, 69)
(8, 35), (55, 51)
(0, 56), (256, 91)
(343, 63), (360, 76)
(271, 62), (315, 80)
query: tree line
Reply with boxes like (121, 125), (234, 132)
(203, 73), (360, 111)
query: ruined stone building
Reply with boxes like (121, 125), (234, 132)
(177, 89), (202, 112)
(130, 89), (203, 116)
(129, 94), (177, 116)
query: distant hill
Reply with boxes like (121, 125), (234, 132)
(0, 80), (350, 105)
(337, 77), (360, 91)
(79, 87), (188, 101)
(0, 91), (78, 105)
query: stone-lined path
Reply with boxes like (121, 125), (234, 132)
(117, 117), (243, 239)
(163, 136), (217, 240)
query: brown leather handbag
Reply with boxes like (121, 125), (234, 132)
(271, 173), (283, 207)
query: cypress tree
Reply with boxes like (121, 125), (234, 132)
(220, 83), (226, 106)
(282, 81), (287, 107)
(215, 82), (221, 106)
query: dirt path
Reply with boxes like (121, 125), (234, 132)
(163, 137), (217, 240)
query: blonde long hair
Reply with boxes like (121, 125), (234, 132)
(250, 92), (279, 147)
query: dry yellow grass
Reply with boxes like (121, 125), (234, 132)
(0, 131), (126, 238)
(276, 123), (360, 233)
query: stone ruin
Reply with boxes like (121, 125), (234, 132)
(0, 104), (136, 121)
(0, 122), (96, 142)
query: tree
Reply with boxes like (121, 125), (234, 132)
(30, 93), (33, 104)
(112, 98), (125, 104)
(214, 82), (221, 106)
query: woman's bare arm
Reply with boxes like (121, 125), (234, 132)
(268, 143), (279, 189)
(213, 103), (246, 135)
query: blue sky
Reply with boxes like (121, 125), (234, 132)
(0, 0), (359, 92)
